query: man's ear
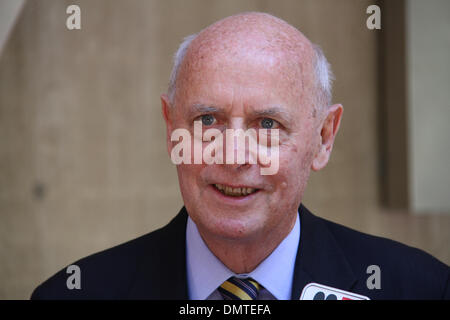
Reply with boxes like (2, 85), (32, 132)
(311, 104), (343, 171)
(161, 94), (173, 157)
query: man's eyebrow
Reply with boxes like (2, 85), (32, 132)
(188, 104), (292, 123)
(252, 107), (291, 122)
(190, 104), (222, 114)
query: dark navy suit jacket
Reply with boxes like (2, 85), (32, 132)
(31, 204), (450, 299)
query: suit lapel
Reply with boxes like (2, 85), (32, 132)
(126, 204), (357, 300)
(127, 207), (189, 299)
(291, 204), (357, 299)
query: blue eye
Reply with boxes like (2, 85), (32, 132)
(261, 118), (274, 129)
(201, 114), (215, 126)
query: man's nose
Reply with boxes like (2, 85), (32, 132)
(227, 117), (246, 131)
(224, 117), (257, 167)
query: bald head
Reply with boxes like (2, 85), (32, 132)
(187, 12), (312, 64)
(168, 12), (333, 115)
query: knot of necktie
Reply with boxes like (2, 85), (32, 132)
(218, 276), (261, 300)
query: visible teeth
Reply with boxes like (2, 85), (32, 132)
(214, 184), (257, 197)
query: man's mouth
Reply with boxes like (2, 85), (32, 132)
(213, 184), (259, 197)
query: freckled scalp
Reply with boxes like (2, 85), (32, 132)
(178, 12), (316, 100)
(191, 12), (313, 61)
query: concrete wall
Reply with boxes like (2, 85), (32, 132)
(407, 0), (450, 213)
(0, 0), (25, 56)
(0, 0), (448, 299)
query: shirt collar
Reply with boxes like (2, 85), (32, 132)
(186, 212), (300, 300)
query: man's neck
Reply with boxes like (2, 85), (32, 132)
(196, 212), (297, 274)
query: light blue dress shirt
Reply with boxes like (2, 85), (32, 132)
(186, 212), (300, 300)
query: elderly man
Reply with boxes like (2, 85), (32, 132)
(32, 12), (449, 300)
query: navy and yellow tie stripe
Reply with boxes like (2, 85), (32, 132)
(218, 277), (261, 300)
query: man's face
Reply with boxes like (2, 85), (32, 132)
(164, 47), (320, 242)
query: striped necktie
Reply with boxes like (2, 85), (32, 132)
(218, 277), (261, 300)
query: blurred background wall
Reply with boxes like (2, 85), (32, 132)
(407, 0), (450, 213)
(0, 0), (448, 299)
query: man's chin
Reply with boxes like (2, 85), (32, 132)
(196, 211), (264, 242)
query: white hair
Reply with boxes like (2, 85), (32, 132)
(167, 33), (334, 110)
(168, 34), (197, 104)
(312, 43), (334, 111)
